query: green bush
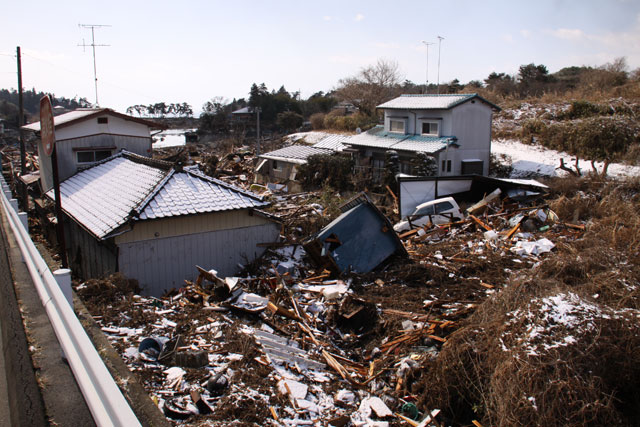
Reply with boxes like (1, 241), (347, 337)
(556, 101), (612, 120)
(297, 154), (353, 191)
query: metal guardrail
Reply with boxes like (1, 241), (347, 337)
(0, 174), (141, 427)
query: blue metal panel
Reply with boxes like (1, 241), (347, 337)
(314, 203), (401, 273)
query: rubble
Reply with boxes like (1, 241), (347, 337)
(67, 174), (595, 427)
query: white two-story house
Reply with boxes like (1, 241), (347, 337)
(346, 93), (500, 179)
(22, 108), (164, 192)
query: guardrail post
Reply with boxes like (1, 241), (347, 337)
(18, 212), (28, 231)
(53, 268), (73, 309)
(10, 198), (18, 213)
(53, 268), (73, 361)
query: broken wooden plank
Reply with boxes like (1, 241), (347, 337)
(469, 215), (493, 231)
(267, 301), (302, 322)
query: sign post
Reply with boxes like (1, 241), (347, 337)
(40, 96), (68, 268)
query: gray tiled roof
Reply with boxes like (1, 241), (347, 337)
(139, 171), (268, 220)
(377, 93), (499, 110)
(260, 145), (333, 164)
(47, 152), (268, 239)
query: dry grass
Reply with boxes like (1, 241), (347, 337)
(414, 177), (640, 426)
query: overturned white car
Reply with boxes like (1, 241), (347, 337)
(393, 197), (463, 232)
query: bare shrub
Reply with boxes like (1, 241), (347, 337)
(310, 112), (325, 130)
(414, 178), (640, 426)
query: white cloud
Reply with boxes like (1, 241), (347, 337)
(373, 42), (401, 49)
(355, 13), (364, 22)
(544, 28), (586, 41)
(502, 34), (515, 44)
(323, 16), (332, 21)
(520, 29), (532, 39)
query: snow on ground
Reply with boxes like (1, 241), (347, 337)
(285, 131), (341, 145)
(492, 138), (640, 179)
(502, 292), (640, 357)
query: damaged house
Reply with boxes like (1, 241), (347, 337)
(346, 93), (500, 180)
(22, 107), (164, 192)
(255, 134), (352, 192)
(48, 151), (280, 296)
(304, 193), (407, 274)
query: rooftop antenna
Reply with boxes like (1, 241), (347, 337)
(421, 40), (434, 94)
(78, 23), (111, 106)
(436, 35), (444, 95)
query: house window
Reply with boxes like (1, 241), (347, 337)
(441, 159), (451, 173)
(272, 160), (282, 171)
(77, 149), (113, 164)
(97, 117), (108, 124)
(421, 122), (439, 136)
(389, 119), (405, 133)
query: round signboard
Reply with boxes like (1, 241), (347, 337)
(40, 96), (55, 157)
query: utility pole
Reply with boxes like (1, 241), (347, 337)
(421, 41), (434, 94)
(78, 24), (110, 106)
(255, 107), (261, 155)
(437, 36), (444, 95)
(17, 46), (27, 210)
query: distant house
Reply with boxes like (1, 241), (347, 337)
(255, 134), (352, 192)
(22, 108), (164, 192)
(346, 94), (500, 180)
(47, 151), (280, 296)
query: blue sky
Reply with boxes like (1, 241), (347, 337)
(1, 0), (639, 113)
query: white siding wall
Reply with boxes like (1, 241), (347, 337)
(38, 134), (152, 191)
(54, 114), (151, 140)
(37, 114), (153, 191)
(383, 101), (493, 176)
(450, 102), (493, 175)
(118, 222), (280, 296)
(115, 210), (271, 244)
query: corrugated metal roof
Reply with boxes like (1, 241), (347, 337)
(346, 126), (455, 154)
(22, 108), (164, 131)
(311, 134), (352, 152)
(23, 109), (104, 131)
(344, 126), (401, 150)
(377, 93), (500, 111)
(47, 152), (269, 239)
(260, 145), (332, 163)
(391, 135), (456, 154)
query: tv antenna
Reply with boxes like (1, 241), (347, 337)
(78, 24), (111, 106)
(421, 41), (434, 94)
(436, 35), (444, 95)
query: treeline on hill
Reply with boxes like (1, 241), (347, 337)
(0, 88), (90, 128)
(126, 102), (193, 118)
(195, 56), (640, 137)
